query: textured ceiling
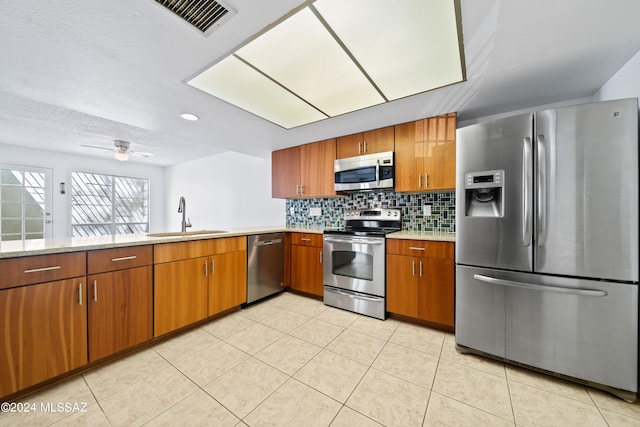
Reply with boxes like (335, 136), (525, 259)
(1, 0), (640, 166)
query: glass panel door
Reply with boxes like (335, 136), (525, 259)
(0, 165), (52, 241)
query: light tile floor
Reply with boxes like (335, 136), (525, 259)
(2, 291), (640, 426)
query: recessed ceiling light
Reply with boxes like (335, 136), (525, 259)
(180, 113), (199, 121)
(186, 0), (465, 129)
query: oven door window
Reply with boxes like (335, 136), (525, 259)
(331, 250), (373, 281)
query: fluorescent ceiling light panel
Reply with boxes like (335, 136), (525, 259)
(188, 55), (327, 129)
(314, 0), (463, 100)
(236, 8), (384, 117)
(186, 0), (464, 128)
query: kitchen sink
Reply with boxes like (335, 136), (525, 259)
(146, 230), (227, 237)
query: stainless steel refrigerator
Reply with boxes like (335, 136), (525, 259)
(455, 98), (639, 400)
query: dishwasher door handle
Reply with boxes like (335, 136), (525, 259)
(254, 239), (282, 246)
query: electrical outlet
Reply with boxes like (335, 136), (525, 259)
(423, 205), (432, 216)
(289, 207), (295, 215)
(309, 207), (322, 217)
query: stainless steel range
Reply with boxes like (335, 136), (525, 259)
(323, 208), (401, 320)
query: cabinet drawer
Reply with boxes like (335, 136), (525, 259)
(386, 239), (454, 259)
(290, 232), (323, 247)
(0, 252), (86, 290)
(209, 236), (246, 255)
(154, 239), (210, 264)
(88, 245), (153, 274)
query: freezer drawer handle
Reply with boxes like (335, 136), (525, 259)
(522, 137), (533, 246)
(473, 274), (608, 297)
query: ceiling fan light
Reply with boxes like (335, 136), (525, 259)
(115, 151), (129, 161)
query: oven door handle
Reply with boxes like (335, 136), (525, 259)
(327, 288), (382, 302)
(323, 236), (384, 245)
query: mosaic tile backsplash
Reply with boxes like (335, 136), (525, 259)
(286, 191), (455, 233)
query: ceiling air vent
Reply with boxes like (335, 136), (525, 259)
(155, 0), (236, 36)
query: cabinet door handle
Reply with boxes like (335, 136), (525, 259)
(418, 175), (422, 188)
(419, 261), (423, 277)
(412, 260), (416, 276)
(93, 280), (98, 301)
(300, 238), (311, 242)
(111, 255), (137, 262)
(300, 185), (304, 194)
(363, 140), (367, 153)
(358, 142), (361, 154)
(409, 247), (425, 251)
(78, 283), (83, 305)
(24, 265), (61, 273)
(425, 174), (429, 187)
(204, 261), (208, 276)
(320, 251), (323, 264)
(211, 259), (215, 275)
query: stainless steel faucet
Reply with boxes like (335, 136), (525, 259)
(177, 196), (192, 232)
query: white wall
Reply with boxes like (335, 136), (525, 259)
(0, 143), (166, 237)
(593, 48), (640, 102)
(165, 151), (285, 231)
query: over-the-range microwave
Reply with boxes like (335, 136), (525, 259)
(334, 151), (394, 192)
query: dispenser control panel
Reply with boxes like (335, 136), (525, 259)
(465, 170), (504, 189)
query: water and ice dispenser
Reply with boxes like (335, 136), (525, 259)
(464, 170), (504, 217)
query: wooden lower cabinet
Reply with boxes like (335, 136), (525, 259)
(154, 237), (248, 336)
(386, 254), (420, 317)
(0, 278), (87, 397)
(88, 266), (153, 362)
(154, 257), (209, 336)
(290, 244), (323, 297)
(387, 240), (455, 327)
(209, 250), (247, 315)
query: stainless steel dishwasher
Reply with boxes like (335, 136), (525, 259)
(246, 233), (285, 304)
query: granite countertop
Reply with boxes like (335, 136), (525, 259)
(0, 226), (290, 259)
(0, 226), (453, 259)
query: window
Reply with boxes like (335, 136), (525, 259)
(71, 172), (149, 237)
(0, 165), (52, 241)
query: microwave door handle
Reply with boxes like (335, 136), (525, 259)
(376, 160), (380, 186)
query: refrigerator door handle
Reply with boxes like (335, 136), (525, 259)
(473, 274), (608, 297)
(523, 137), (533, 246)
(536, 134), (547, 247)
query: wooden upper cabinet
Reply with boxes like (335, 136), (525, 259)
(272, 139), (336, 199)
(395, 113), (457, 192)
(336, 126), (394, 159)
(272, 145), (300, 199)
(299, 138), (336, 198)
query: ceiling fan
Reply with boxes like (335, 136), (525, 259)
(81, 140), (154, 161)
